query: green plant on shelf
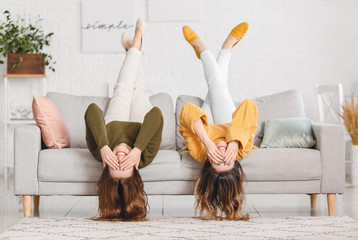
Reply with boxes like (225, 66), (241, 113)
(0, 10), (56, 71)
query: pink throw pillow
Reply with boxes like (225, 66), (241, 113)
(32, 96), (71, 149)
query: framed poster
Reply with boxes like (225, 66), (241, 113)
(82, 0), (135, 53)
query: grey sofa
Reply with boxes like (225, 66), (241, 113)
(14, 90), (345, 217)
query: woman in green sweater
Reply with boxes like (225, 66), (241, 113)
(85, 18), (163, 221)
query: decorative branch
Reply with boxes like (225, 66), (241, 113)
(339, 93), (358, 145)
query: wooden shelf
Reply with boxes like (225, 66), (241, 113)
(3, 74), (46, 78)
(10, 118), (34, 121)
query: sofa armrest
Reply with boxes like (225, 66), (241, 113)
(312, 122), (345, 194)
(14, 124), (41, 195)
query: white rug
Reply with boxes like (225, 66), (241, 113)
(1, 216), (358, 240)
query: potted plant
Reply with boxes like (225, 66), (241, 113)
(339, 93), (358, 185)
(0, 10), (56, 74)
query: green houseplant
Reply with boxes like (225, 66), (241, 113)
(0, 10), (56, 73)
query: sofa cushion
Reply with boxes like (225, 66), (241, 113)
(38, 148), (102, 182)
(139, 150), (181, 181)
(32, 96), (71, 149)
(242, 148), (321, 181)
(147, 93), (176, 150)
(47, 92), (175, 150)
(38, 149), (181, 182)
(175, 95), (204, 151)
(175, 90), (305, 149)
(260, 118), (316, 148)
(180, 151), (202, 181)
(252, 90), (305, 146)
(47, 92), (110, 149)
(180, 148), (321, 181)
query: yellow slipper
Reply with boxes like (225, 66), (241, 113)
(230, 22), (249, 48)
(182, 25), (200, 59)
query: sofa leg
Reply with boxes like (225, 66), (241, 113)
(327, 193), (336, 216)
(22, 195), (32, 217)
(310, 194), (317, 208)
(33, 195), (40, 210)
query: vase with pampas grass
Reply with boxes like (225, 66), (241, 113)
(339, 93), (358, 185)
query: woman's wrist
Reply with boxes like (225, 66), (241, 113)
(100, 145), (109, 151)
(133, 147), (142, 153)
(229, 140), (239, 147)
(202, 138), (213, 147)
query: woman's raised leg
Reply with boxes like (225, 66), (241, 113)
(201, 50), (235, 124)
(201, 23), (249, 124)
(216, 49), (231, 82)
(202, 48), (233, 124)
(129, 61), (153, 123)
(201, 95), (214, 124)
(104, 48), (142, 124)
(216, 22), (248, 86)
(183, 25), (235, 124)
(104, 22), (144, 124)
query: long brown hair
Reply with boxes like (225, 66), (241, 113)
(93, 166), (148, 221)
(194, 161), (249, 221)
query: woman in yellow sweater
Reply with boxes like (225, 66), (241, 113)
(180, 22), (259, 220)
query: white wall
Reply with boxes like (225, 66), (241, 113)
(1, 0), (358, 168)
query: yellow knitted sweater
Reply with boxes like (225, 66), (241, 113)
(179, 99), (259, 163)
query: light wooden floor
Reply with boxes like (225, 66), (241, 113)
(1, 163), (357, 234)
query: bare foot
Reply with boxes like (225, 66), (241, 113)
(191, 38), (207, 55)
(132, 28), (142, 51)
(124, 40), (132, 51)
(222, 35), (239, 50)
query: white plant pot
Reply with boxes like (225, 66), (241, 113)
(352, 145), (358, 186)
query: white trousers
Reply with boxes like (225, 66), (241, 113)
(104, 48), (152, 124)
(200, 49), (236, 124)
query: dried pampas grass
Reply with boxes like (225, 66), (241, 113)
(339, 93), (358, 145)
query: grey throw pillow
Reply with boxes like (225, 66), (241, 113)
(260, 118), (316, 148)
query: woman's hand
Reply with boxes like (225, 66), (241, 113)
(192, 118), (223, 164)
(100, 145), (119, 169)
(120, 147), (142, 170)
(225, 141), (239, 165)
(204, 140), (224, 165)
